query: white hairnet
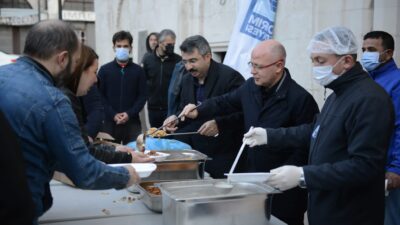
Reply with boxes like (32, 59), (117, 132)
(307, 26), (358, 55)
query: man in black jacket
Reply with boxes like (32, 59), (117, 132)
(243, 27), (395, 225)
(142, 29), (182, 127)
(163, 35), (246, 178)
(178, 39), (319, 225)
(98, 31), (147, 144)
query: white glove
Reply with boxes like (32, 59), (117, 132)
(243, 127), (267, 147)
(266, 166), (303, 191)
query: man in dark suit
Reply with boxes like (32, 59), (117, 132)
(163, 35), (246, 178)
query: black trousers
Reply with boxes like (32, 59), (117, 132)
(102, 119), (141, 144)
(268, 187), (307, 225)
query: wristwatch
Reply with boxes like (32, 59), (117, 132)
(298, 169), (307, 189)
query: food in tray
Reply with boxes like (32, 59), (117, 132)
(147, 127), (167, 138)
(144, 150), (170, 162)
(145, 185), (161, 195)
(146, 150), (160, 156)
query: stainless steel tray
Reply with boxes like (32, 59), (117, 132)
(153, 149), (208, 161)
(137, 181), (164, 213)
(159, 179), (279, 201)
(159, 179), (279, 225)
(142, 150), (208, 181)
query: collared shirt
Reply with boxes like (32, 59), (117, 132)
(194, 79), (206, 105)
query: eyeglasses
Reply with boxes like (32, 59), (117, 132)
(248, 59), (283, 70)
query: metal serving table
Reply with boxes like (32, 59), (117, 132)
(39, 180), (286, 225)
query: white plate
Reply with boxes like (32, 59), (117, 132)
(224, 172), (271, 183)
(109, 163), (157, 178)
(144, 150), (170, 162)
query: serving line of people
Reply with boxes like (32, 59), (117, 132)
(174, 26), (399, 225)
(1, 19), (400, 225)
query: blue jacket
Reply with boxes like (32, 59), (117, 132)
(369, 59), (400, 175)
(0, 57), (130, 220)
(98, 59), (147, 120)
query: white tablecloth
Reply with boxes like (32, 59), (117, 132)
(39, 180), (286, 225)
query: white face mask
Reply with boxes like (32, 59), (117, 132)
(312, 57), (344, 86)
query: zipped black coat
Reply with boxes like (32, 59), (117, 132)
(142, 51), (181, 111)
(267, 63), (395, 225)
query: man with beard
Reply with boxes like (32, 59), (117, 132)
(142, 29), (182, 127)
(0, 20), (141, 224)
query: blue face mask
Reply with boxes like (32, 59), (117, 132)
(361, 52), (381, 71)
(115, 47), (130, 61)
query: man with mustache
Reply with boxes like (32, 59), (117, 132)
(0, 20), (140, 224)
(163, 35), (246, 178)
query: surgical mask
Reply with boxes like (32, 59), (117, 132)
(115, 47), (130, 61)
(361, 52), (380, 72)
(312, 57), (344, 86)
(165, 44), (175, 56)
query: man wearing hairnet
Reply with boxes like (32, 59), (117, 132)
(242, 27), (395, 225)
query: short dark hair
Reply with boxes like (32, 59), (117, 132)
(180, 35), (211, 56)
(112, 30), (133, 46)
(363, 31), (395, 50)
(23, 20), (79, 60)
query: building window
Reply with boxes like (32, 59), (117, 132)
(63, 0), (94, 11)
(0, 0), (31, 8)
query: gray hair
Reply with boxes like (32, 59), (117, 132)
(179, 35), (211, 56)
(23, 20), (79, 60)
(158, 29), (176, 43)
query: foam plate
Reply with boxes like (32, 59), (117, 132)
(109, 163), (157, 178)
(225, 172), (271, 183)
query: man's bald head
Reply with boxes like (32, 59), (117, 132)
(24, 20), (79, 60)
(250, 39), (287, 88)
(252, 40), (286, 64)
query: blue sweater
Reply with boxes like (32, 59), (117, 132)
(98, 59), (147, 121)
(369, 59), (400, 175)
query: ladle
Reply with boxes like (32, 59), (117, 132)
(214, 127), (252, 193)
(227, 126), (253, 182)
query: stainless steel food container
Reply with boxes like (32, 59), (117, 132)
(142, 150), (208, 181)
(137, 181), (164, 212)
(159, 179), (279, 225)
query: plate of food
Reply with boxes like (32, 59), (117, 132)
(109, 163), (157, 178)
(144, 150), (170, 162)
(224, 172), (271, 183)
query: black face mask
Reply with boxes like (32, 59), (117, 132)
(165, 44), (175, 56)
